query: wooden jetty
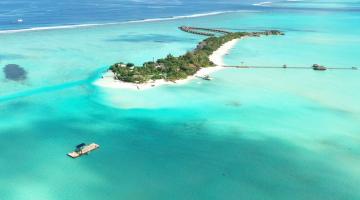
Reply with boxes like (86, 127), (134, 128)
(67, 143), (100, 158)
(179, 26), (285, 37)
(179, 26), (215, 36)
(179, 26), (285, 38)
(223, 65), (358, 71)
(188, 26), (232, 34)
(179, 26), (231, 36)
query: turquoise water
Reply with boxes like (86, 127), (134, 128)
(1, 4), (360, 200)
(269, 0), (360, 10)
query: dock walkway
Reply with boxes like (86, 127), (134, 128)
(223, 65), (358, 70)
(179, 26), (231, 36)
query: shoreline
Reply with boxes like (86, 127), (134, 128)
(93, 38), (240, 90)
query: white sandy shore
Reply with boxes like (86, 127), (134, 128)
(93, 38), (240, 90)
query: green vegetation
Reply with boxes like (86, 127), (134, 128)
(110, 30), (283, 83)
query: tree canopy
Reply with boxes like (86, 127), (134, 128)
(110, 30), (283, 83)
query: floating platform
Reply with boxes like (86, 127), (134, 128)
(67, 143), (100, 158)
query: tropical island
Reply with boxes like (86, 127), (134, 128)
(95, 29), (284, 89)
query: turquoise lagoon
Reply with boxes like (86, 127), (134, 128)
(1, 6), (360, 200)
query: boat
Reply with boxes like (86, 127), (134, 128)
(67, 143), (100, 158)
(202, 75), (212, 80)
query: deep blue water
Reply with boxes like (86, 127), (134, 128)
(2, 0), (360, 31)
(0, 0), (258, 30)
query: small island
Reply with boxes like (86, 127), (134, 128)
(96, 29), (284, 89)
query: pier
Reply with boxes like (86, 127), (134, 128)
(179, 26), (285, 37)
(67, 143), (100, 158)
(179, 26), (232, 36)
(186, 26), (232, 34)
(223, 65), (358, 71)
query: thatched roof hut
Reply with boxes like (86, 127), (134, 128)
(312, 64), (327, 71)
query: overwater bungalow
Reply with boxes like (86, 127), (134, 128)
(114, 63), (127, 68)
(312, 64), (327, 71)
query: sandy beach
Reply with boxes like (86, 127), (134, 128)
(93, 38), (240, 90)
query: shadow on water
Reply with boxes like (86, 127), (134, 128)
(0, 53), (26, 60)
(225, 101), (242, 107)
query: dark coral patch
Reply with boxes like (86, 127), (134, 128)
(3, 64), (27, 81)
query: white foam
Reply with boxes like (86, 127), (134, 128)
(0, 23), (103, 34)
(0, 10), (259, 34)
(252, 1), (273, 6)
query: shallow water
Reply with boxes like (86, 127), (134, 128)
(0, 1), (360, 200)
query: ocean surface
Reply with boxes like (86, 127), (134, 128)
(0, 0), (360, 199)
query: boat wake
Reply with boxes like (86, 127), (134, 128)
(0, 10), (258, 34)
(0, 67), (106, 102)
